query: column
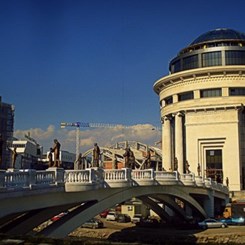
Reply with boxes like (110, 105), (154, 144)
(175, 112), (184, 174)
(162, 116), (171, 171)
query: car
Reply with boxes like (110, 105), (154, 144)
(106, 211), (118, 221)
(131, 214), (143, 224)
(219, 217), (245, 226)
(100, 209), (110, 218)
(117, 214), (131, 223)
(136, 217), (160, 228)
(81, 218), (104, 229)
(198, 218), (228, 229)
(50, 212), (68, 222)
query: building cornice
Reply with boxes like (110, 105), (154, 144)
(153, 66), (245, 94)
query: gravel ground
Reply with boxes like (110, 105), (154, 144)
(69, 219), (245, 244)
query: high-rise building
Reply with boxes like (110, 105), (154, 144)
(0, 96), (14, 169)
(154, 28), (245, 191)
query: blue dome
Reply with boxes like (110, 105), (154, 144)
(190, 28), (245, 46)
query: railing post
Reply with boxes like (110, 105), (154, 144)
(27, 169), (37, 188)
(48, 167), (65, 185)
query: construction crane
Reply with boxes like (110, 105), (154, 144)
(60, 121), (161, 167)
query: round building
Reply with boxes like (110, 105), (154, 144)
(153, 28), (245, 191)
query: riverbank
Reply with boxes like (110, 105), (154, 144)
(1, 225), (245, 244)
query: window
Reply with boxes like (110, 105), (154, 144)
(171, 60), (181, 73)
(178, 91), (194, 101)
(165, 96), (173, 105)
(202, 51), (222, 67)
(200, 88), (221, 98)
(226, 51), (245, 65)
(229, 87), (245, 96)
(182, 55), (198, 70)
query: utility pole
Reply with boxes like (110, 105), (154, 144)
(60, 122), (81, 167)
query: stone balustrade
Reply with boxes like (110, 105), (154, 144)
(0, 167), (229, 194)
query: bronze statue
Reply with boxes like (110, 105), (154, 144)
(48, 148), (53, 167)
(128, 148), (135, 169)
(174, 157), (178, 171)
(226, 177), (229, 187)
(11, 147), (18, 168)
(52, 139), (61, 167)
(145, 149), (151, 169)
(123, 147), (135, 169)
(92, 143), (100, 167)
(185, 160), (190, 174)
(197, 163), (201, 176)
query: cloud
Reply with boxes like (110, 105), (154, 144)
(14, 124), (161, 154)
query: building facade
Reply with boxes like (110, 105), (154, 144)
(153, 28), (245, 191)
(0, 96), (14, 169)
(10, 134), (43, 169)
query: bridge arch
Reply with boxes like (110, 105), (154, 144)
(40, 185), (207, 238)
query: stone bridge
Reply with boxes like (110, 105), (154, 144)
(0, 167), (229, 238)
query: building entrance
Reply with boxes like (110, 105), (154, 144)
(205, 149), (223, 183)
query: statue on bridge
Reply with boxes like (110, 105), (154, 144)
(75, 153), (86, 169)
(197, 163), (201, 176)
(174, 157), (178, 171)
(92, 143), (100, 167)
(51, 139), (61, 167)
(185, 160), (190, 174)
(123, 147), (135, 169)
(48, 148), (53, 167)
(11, 147), (18, 168)
(145, 149), (152, 169)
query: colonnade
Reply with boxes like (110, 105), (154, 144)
(162, 112), (185, 173)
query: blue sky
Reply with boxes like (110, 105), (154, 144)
(1, 0), (245, 153)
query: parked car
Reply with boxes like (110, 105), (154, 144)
(117, 214), (131, 223)
(219, 217), (245, 226)
(198, 218), (228, 229)
(106, 211), (118, 221)
(50, 212), (68, 222)
(136, 217), (159, 228)
(100, 209), (110, 218)
(131, 214), (143, 224)
(81, 218), (104, 229)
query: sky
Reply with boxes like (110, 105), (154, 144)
(1, 0), (245, 154)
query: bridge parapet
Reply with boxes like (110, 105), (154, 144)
(0, 168), (59, 190)
(0, 168), (229, 195)
(155, 171), (178, 185)
(104, 168), (132, 187)
(180, 173), (195, 186)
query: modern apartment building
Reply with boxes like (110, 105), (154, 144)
(0, 96), (14, 169)
(154, 28), (245, 191)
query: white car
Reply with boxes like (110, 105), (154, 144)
(198, 218), (228, 229)
(106, 211), (117, 221)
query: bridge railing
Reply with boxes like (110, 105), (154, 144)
(0, 168), (229, 194)
(0, 169), (60, 189)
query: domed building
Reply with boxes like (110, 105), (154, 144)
(153, 28), (245, 191)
